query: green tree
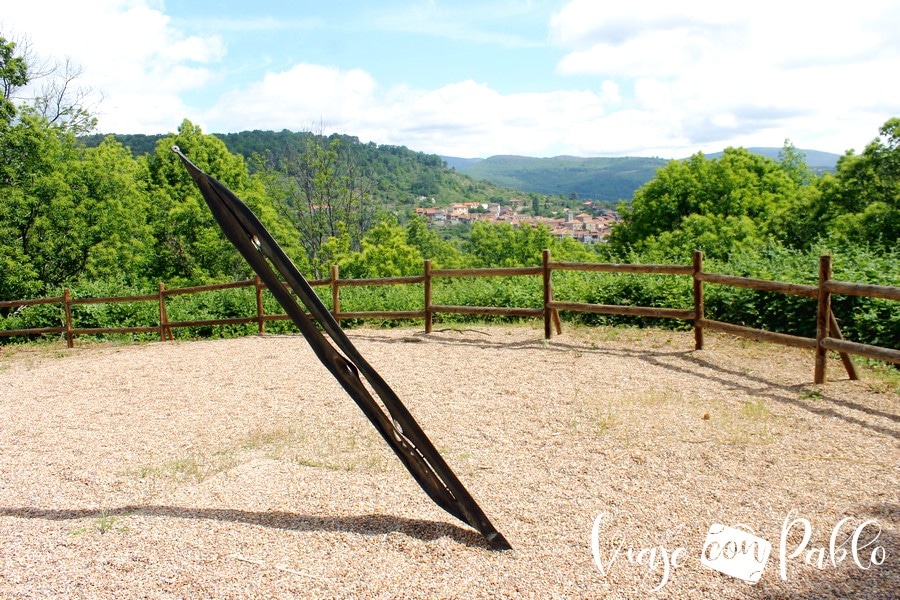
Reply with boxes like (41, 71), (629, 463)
(0, 115), (152, 299)
(411, 170), (440, 197)
(608, 148), (799, 259)
(819, 118), (899, 250)
(266, 133), (375, 276)
(405, 217), (465, 268)
(467, 221), (554, 267)
(1, 34), (147, 300)
(1, 33), (97, 134)
(0, 111), (80, 298)
(0, 36), (28, 123)
(142, 119), (307, 283)
(67, 137), (153, 282)
(338, 219), (423, 278)
(778, 139), (814, 186)
(777, 118), (899, 252)
(551, 234), (600, 262)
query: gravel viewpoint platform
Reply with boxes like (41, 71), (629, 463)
(1, 326), (897, 599)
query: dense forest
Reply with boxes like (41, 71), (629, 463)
(1, 34), (898, 349)
(80, 129), (533, 210)
(82, 132), (666, 203)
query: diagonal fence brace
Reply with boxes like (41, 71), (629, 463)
(172, 146), (511, 551)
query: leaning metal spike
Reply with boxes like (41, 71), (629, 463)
(171, 145), (511, 551)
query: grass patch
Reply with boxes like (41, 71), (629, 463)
(131, 422), (395, 489)
(740, 398), (771, 420)
(718, 398), (779, 445)
(565, 322), (669, 345)
(593, 411), (620, 435)
(636, 389), (675, 406)
(293, 457), (350, 471)
(799, 388), (823, 401)
(568, 406), (620, 435)
(69, 509), (128, 536)
(566, 383), (622, 435)
(95, 509), (118, 534)
(136, 450), (237, 484)
(241, 425), (299, 455)
(0, 341), (70, 367)
(862, 361), (900, 394)
(296, 429), (394, 473)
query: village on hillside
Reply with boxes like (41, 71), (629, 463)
(415, 200), (620, 244)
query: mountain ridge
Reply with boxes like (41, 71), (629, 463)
(444, 147), (841, 201)
(443, 147), (841, 168)
(77, 131), (840, 203)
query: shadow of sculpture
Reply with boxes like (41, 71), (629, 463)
(0, 505), (490, 549)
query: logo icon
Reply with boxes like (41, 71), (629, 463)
(701, 523), (772, 584)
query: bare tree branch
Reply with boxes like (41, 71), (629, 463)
(0, 30), (100, 132)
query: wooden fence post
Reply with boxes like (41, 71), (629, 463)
(693, 250), (704, 350)
(158, 282), (169, 342)
(542, 249), (552, 340)
(331, 265), (340, 321)
(424, 259), (433, 334)
(63, 288), (74, 348)
(814, 254), (832, 383)
(254, 275), (265, 334)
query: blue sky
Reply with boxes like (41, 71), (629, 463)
(4, 1), (900, 158)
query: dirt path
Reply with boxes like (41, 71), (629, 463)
(1, 326), (897, 598)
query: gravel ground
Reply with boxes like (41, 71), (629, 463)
(0, 325), (897, 599)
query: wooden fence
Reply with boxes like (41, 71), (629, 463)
(1, 250), (898, 384)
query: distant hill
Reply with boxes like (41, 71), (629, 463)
(80, 132), (165, 156)
(451, 155), (668, 201)
(79, 131), (842, 205)
(79, 130), (526, 210)
(705, 147), (841, 172)
(442, 156), (484, 170)
(448, 147), (841, 201)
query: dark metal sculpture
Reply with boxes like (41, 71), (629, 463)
(172, 146), (510, 551)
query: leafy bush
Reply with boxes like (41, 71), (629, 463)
(552, 269), (693, 328)
(701, 245), (900, 346)
(69, 279), (160, 341)
(164, 285), (258, 339)
(0, 298), (66, 344)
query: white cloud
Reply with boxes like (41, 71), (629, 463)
(193, 1), (900, 157)
(547, 0), (900, 155)
(202, 73), (637, 158)
(557, 28), (720, 79)
(203, 63), (378, 133)
(550, 1), (742, 49)
(3, 0), (224, 133)
(3, 1), (898, 157)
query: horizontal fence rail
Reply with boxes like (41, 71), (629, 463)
(1, 250), (897, 383)
(550, 261), (694, 275)
(694, 272), (819, 297)
(547, 301), (693, 320)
